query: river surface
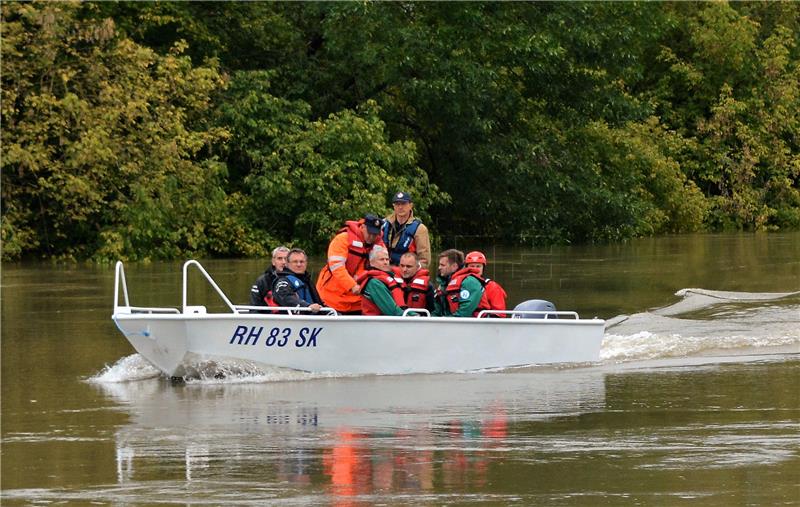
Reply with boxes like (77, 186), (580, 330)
(2, 232), (799, 505)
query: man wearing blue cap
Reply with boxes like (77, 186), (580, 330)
(316, 213), (385, 314)
(382, 191), (431, 268)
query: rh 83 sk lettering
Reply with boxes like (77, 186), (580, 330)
(229, 326), (322, 347)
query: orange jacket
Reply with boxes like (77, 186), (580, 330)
(316, 221), (382, 313)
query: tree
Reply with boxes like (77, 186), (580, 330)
(5, 2), (799, 261)
(242, 99), (446, 248)
(1, 2), (260, 260)
(650, 2), (800, 230)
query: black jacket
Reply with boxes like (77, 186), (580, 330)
(249, 267), (280, 306)
(272, 269), (323, 308)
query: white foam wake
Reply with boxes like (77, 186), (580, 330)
(601, 330), (799, 362)
(602, 288), (800, 362)
(88, 354), (162, 383)
(88, 353), (354, 384)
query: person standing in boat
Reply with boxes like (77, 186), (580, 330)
(464, 250), (507, 317)
(249, 245), (289, 307)
(357, 245), (413, 316)
(396, 251), (435, 314)
(272, 248), (324, 313)
(382, 191), (431, 268)
(316, 214), (385, 314)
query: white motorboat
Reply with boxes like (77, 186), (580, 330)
(111, 260), (605, 377)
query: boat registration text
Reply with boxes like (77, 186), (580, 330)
(229, 326), (322, 348)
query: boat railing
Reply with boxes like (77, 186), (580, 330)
(114, 261), (130, 308)
(114, 261), (181, 315)
(183, 261), (343, 316)
(120, 306), (181, 315)
(233, 305), (339, 316)
(182, 260), (239, 314)
(115, 260), (341, 316)
(118, 260), (583, 320)
(478, 309), (580, 319)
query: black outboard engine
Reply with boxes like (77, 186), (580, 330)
(512, 299), (557, 319)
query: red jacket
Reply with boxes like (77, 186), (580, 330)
(396, 267), (431, 309)
(446, 267), (507, 317)
(356, 269), (407, 316)
(483, 279), (507, 318)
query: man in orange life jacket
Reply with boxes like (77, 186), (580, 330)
(316, 214), (384, 314)
(357, 245), (414, 316)
(396, 251), (435, 314)
(382, 191), (431, 268)
(249, 245), (289, 308)
(464, 250), (508, 317)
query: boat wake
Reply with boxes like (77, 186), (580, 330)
(602, 288), (800, 362)
(88, 355), (352, 384)
(90, 354), (162, 383)
(91, 288), (799, 383)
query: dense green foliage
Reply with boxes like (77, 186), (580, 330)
(2, 2), (249, 260)
(3, 1), (798, 260)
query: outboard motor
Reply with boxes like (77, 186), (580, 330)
(512, 299), (557, 319)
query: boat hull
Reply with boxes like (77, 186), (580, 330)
(113, 313), (605, 376)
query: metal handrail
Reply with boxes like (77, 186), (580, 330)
(113, 261), (130, 311)
(234, 305), (339, 316)
(114, 261), (182, 315)
(119, 259), (584, 320)
(182, 260), (238, 314)
(402, 308), (430, 317)
(477, 309), (579, 319)
(116, 260), (335, 316)
(126, 306), (181, 314)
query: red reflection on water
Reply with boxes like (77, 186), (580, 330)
(323, 429), (372, 502)
(482, 406), (508, 439)
(321, 407), (509, 501)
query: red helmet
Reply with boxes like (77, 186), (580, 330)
(465, 251), (487, 265)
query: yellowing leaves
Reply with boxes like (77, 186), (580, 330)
(1, 1), (240, 260)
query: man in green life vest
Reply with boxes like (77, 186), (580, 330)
(433, 249), (484, 317)
(356, 245), (416, 316)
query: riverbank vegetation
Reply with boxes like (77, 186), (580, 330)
(3, 2), (798, 260)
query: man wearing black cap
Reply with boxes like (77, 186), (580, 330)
(382, 191), (431, 268)
(316, 213), (385, 314)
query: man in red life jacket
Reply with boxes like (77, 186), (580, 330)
(249, 245), (289, 309)
(397, 252), (435, 314)
(357, 245), (414, 316)
(433, 249), (479, 317)
(434, 249), (504, 317)
(465, 251), (508, 317)
(316, 214), (384, 314)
